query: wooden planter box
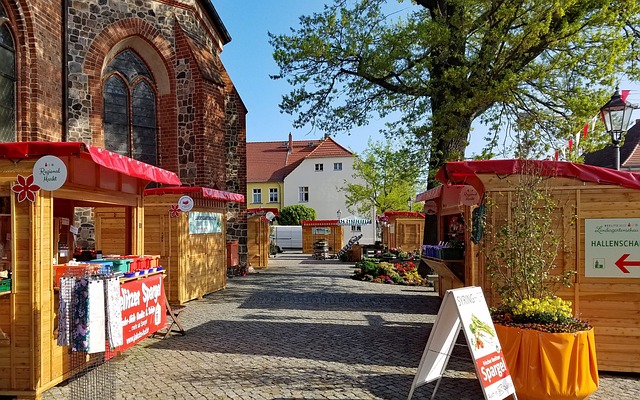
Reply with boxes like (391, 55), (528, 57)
(495, 325), (599, 400)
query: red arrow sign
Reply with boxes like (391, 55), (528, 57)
(615, 254), (640, 273)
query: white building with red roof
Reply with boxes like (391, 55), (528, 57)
(246, 134), (375, 245)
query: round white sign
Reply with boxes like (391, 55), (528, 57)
(177, 195), (194, 212)
(32, 155), (67, 191)
(460, 186), (480, 206)
(424, 200), (438, 215)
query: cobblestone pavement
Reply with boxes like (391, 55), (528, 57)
(43, 252), (639, 399)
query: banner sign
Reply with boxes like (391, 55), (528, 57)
(119, 274), (166, 352)
(408, 287), (515, 400)
(33, 155), (67, 191)
(188, 211), (223, 234)
(585, 218), (640, 278)
(460, 186), (480, 206)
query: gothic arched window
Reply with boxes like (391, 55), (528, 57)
(103, 49), (157, 165)
(0, 5), (16, 143)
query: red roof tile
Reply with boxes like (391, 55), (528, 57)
(247, 137), (353, 183)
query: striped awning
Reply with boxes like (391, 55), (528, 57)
(337, 216), (372, 226)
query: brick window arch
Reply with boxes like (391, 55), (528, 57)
(103, 49), (157, 165)
(0, 4), (16, 143)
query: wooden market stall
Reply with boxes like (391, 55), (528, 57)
(380, 211), (425, 253)
(301, 220), (344, 254)
(0, 142), (181, 399)
(247, 212), (272, 268)
(418, 159), (640, 373)
(94, 187), (245, 306)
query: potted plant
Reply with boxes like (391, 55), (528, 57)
(480, 166), (598, 400)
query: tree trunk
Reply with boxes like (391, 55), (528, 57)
(426, 112), (473, 188)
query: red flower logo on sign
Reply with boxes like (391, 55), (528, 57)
(169, 204), (181, 218)
(11, 174), (41, 203)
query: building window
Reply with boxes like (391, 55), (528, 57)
(269, 188), (278, 203)
(103, 49), (157, 165)
(299, 186), (309, 202)
(0, 10), (16, 143)
(351, 225), (362, 232)
(252, 188), (262, 204)
(334, 162), (342, 171)
(315, 163), (323, 172)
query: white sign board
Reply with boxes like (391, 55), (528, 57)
(32, 155), (67, 191)
(585, 218), (640, 278)
(460, 186), (480, 206)
(177, 195), (194, 212)
(408, 287), (515, 400)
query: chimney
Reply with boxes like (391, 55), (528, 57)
(324, 133), (330, 140)
(288, 133), (293, 154)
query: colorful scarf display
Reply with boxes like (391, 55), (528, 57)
(105, 277), (123, 348)
(72, 278), (106, 353)
(57, 277), (76, 346)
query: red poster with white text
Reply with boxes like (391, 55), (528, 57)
(118, 274), (166, 352)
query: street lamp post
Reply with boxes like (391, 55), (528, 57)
(336, 209), (342, 219)
(599, 86), (636, 170)
(407, 196), (413, 211)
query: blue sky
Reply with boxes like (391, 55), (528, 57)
(213, 2), (640, 158)
(213, 1), (461, 156)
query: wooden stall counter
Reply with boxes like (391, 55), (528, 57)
(0, 141), (181, 400)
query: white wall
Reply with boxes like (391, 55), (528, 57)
(284, 156), (375, 245)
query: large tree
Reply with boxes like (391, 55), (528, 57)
(341, 139), (424, 215)
(270, 0), (640, 185)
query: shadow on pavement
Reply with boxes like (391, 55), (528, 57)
(235, 290), (440, 314)
(148, 319), (432, 368)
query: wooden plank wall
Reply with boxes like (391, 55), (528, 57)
(11, 193), (36, 391)
(473, 176), (640, 372)
(574, 188), (640, 372)
(95, 208), (127, 255)
(143, 195), (227, 305)
(391, 217), (424, 253)
(247, 216), (269, 268)
(0, 190), (72, 396)
(302, 226), (343, 254)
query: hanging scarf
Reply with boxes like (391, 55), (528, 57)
(57, 277), (76, 346)
(105, 277), (123, 348)
(72, 278), (106, 353)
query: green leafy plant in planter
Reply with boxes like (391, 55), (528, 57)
(482, 169), (582, 333)
(480, 164), (598, 400)
(351, 259), (429, 286)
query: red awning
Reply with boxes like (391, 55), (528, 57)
(416, 186), (442, 202)
(0, 141), (181, 185)
(301, 220), (339, 227)
(144, 186), (245, 202)
(382, 211), (425, 218)
(247, 207), (279, 215)
(435, 159), (640, 197)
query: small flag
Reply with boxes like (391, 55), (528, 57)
(568, 138), (573, 151)
(583, 124), (589, 139)
(622, 89), (630, 102)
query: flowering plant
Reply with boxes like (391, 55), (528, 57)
(352, 259), (429, 286)
(481, 165), (586, 333)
